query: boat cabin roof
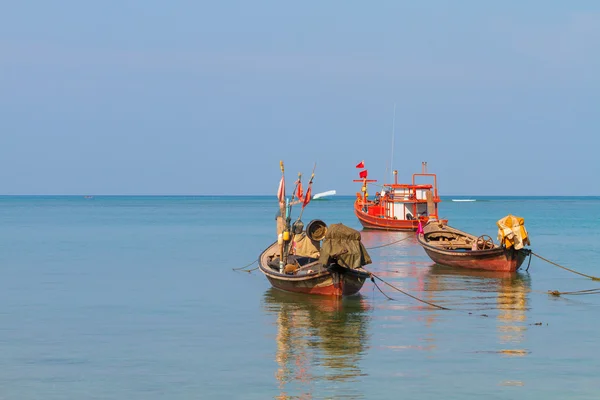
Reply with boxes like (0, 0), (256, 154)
(385, 183), (433, 190)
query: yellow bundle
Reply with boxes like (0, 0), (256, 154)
(497, 214), (530, 250)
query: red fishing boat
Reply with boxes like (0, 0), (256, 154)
(417, 216), (532, 272)
(353, 161), (446, 231)
(259, 162), (372, 296)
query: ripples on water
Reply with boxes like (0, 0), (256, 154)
(2, 196), (600, 399)
(260, 229), (538, 399)
(262, 290), (370, 399)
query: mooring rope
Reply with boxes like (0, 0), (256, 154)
(366, 235), (412, 250)
(547, 287), (600, 297)
(232, 259), (258, 273)
(363, 269), (497, 317)
(370, 277), (396, 301)
(362, 270), (449, 310)
(532, 252), (600, 281)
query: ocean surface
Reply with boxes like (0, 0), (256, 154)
(1, 195), (600, 399)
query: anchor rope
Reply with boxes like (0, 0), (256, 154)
(370, 277), (396, 301)
(365, 235), (411, 250)
(363, 269), (450, 310)
(547, 287), (600, 297)
(232, 259), (258, 272)
(532, 252), (600, 281)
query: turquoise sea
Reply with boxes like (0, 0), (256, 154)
(1, 195), (600, 399)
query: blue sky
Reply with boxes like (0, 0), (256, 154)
(1, 1), (599, 195)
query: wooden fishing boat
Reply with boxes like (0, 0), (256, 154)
(261, 162), (372, 296)
(353, 161), (446, 231)
(417, 217), (532, 272)
(259, 223), (372, 296)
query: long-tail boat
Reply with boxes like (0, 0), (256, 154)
(259, 162), (372, 296)
(417, 215), (532, 272)
(353, 161), (446, 231)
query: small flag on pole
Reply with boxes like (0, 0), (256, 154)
(277, 176), (285, 204)
(355, 161), (365, 168)
(359, 169), (368, 179)
(302, 184), (312, 208)
(417, 221), (424, 235)
(296, 180), (304, 203)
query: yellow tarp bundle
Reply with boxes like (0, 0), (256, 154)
(497, 214), (530, 250)
(292, 233), (321, 258)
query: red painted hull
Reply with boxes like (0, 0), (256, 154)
(263, 272), (367, 296)
(354, 202), (445, 231)
(355, 209), (419, 231)
(418, 234), (530, 272)
(259, 243), (369, 297)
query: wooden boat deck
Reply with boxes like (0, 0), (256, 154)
(259, 242), (329, 280)
(259, 241), (370, 296)
(418, 221), (530, 272)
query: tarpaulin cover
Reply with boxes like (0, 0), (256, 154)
(497, 214), (530, 250)
(319, 223), (372, 269)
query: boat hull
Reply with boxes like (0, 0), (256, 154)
(418, 235), (530, 272)
(259, 243), (370, 297)
(355, 202), (447, 231)
(354, 202), (420, 231)
(263, 270), (367, 296)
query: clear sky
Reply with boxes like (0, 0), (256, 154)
(1, 1), (599, 196)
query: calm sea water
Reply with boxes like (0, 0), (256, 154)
(1, 195), (600, 399)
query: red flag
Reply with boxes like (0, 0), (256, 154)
(302, 184), (312, 208)
(277, 176), (285, 203)
(296, 181), (304, 202)
(355, 160), (364, 168)
(359, 169), (368, 179)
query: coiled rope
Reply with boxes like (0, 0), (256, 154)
(532, 252), (600, 281)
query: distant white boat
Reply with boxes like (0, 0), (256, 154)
(313, 190), (336, 200)
(451, 199), (476, 202)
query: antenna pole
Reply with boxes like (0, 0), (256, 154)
(390, 103), (396, 183)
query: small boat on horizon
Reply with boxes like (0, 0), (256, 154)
(417, 215), (532, 272)
(451, 199), (476, 202)
(353, 161), (447, 231)
(312, 190), (336, 200)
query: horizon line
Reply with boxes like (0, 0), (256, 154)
(1, 194), (600, 198)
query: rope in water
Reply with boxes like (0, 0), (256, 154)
(365, 269), (495, 317)
(232, 259), (258, 273)
(362, 269), (449, 310)
(532, 252), (600, 281)
(547, 287), (600, 297)
(365, 235), (412, 250)
(370, 277), (396, 301)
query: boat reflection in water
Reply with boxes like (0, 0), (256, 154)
(425, 264), (531, 356)
(262, 289), (371, 399)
